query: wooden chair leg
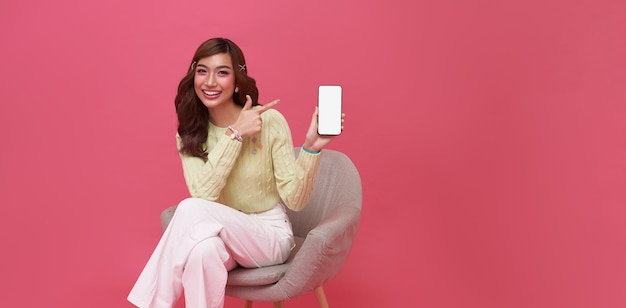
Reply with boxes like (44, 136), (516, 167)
(315, 286), (330, 308)
(246, 288), (327, 308)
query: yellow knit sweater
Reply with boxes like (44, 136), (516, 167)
(176, 109), (321, 213)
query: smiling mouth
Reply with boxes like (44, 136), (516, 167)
(202, 90), (221, 96)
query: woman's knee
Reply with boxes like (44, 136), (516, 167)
(175, 198), (210, 218)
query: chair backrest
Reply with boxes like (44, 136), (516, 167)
(287, 148), (362, 238)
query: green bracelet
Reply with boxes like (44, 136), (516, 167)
(302, 145), (321, 154)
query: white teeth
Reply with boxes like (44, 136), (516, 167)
(203, 90), (220, 95)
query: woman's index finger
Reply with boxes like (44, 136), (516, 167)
(257, 99), (280, 113)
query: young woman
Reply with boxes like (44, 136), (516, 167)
(127, 37), (343, 308)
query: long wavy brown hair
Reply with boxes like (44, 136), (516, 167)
(175, 38), (259, 158)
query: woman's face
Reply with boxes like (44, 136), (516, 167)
(194, 53), (236, 110)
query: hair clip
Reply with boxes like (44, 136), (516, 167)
(190, 61), (197, 71)
(239, 64), (246, 71)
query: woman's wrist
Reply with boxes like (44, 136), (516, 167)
(226, 125), (242, 142)
(302, 145), (321, 154)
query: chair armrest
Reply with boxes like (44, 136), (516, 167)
(277, 205), (361, 296)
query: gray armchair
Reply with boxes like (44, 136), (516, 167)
(160, 148), (362, 307)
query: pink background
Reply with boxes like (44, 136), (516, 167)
(1, 0), (625, 307)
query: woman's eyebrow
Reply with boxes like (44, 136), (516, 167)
(197, 64), (232, 70)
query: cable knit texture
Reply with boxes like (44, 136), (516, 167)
(176, 108), (321, 213)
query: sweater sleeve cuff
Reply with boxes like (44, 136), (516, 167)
(297, 148), (322, 174)
(212, 134), (243, 156)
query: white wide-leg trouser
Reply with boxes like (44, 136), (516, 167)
(127, 197), (295, 308)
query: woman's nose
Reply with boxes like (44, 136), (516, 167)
(205, 74), (217, 86)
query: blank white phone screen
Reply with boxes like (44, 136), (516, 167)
(317, 85), (342, 135)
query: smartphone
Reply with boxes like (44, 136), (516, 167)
(317, 85), (343, 135)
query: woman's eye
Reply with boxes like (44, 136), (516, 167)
(217, 71), (230, 76)
(196, 69), (207, 74)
